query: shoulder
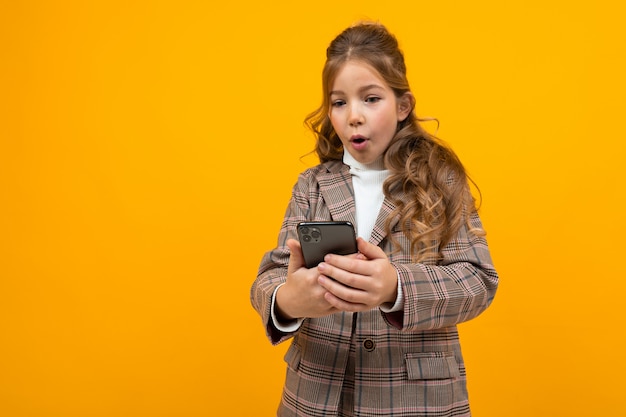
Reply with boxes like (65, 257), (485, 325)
(300, 159), (346, 176)
(291, 160), (352, 204)
(290, 159), (354, 220)
(296, 159), (348, 184)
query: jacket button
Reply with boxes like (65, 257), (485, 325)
(363, 339), (376, 352)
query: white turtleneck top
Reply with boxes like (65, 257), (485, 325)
(342, 150), (389, 241)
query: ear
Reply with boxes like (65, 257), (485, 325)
(397, 92), (414, 122)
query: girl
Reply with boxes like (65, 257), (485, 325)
(251, 21), (498, 417)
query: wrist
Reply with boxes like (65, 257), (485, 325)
(380, 266), (404, 312)
(385, 264), (399, 303)
(275, 284), (298, 321)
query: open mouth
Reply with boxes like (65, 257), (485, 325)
(351, 136), (367, 144)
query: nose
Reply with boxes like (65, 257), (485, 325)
(348, 103), (364, 126)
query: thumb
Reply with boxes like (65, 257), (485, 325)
(286, 238), (306, 272)
(356, 237), (387, 260)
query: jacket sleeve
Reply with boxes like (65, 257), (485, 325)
(382, 210), (499, 331)
(250, 172), (315, 345)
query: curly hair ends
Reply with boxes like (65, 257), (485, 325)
(305, 105), (342, 163)
(383, 117), (483, 262)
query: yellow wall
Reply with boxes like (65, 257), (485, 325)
(1, 1), (624, 416)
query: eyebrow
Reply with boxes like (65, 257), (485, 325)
(329, 84), (385, 96)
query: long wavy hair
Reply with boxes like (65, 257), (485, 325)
(304, 22), (483, 262)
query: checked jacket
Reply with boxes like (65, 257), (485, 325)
(250, 160), (499, 417)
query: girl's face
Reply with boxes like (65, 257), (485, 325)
(328, 61), (412, 165)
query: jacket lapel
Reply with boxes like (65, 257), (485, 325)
(370, 185), (412, 246)
(369, 197), (394, 246)
(317, 160), (410, 248)
(317, 161), (358, 228)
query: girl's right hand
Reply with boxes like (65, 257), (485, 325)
(274, 239), (340, 320)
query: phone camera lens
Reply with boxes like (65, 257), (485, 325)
(302, 234), (311, 242)
(311, 230), (321, 239)
(300, 227), (309, 234)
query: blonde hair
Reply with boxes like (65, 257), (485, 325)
(305, 22), (482, 262)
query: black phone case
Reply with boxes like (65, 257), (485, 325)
(297, 221), (358, 268)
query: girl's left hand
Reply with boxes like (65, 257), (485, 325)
(316, 237), (398, 312)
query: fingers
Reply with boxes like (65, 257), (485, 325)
(285, 237), (394, 314)
(321, 255), (371, 280)
(356, 237), (387, 260)
(318, 261), (363, 289)
(318, 275), (369, 312)
(323, 290), (369, 313)
(317, 239), (398, 309)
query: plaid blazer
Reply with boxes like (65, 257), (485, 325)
(251, 160), (499, 417)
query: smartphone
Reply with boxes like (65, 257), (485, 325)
(297, 221), (358, 268)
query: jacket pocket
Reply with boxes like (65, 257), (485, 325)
(405, 352), (461, 380)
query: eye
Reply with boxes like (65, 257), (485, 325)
(331, 99), (346, 107)
(365, 96), (381, 104)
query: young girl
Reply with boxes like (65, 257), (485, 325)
(251, 22), (498, 417)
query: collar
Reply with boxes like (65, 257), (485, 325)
(342, 150), (386, 171)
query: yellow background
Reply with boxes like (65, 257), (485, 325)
(1, 1), (625, 416)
